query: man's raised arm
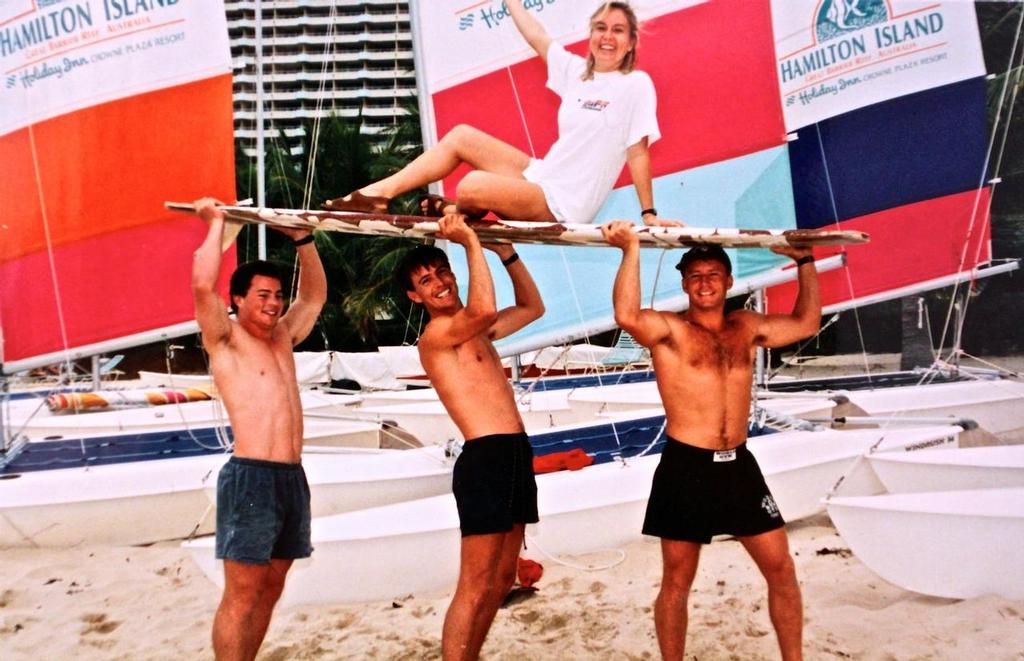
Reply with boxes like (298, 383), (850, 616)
(753, 246), (821, 348)
(277, 227), (327, 346)
(191, 198), (233, 351)
(485, 243), (544, 340)
(427, 214), (498, 347)
(602, 221), (671, 348)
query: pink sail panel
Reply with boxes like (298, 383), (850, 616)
(1, 75), (236, 367)
(765, 188), (992, 314)
(430, 0), (785, 197)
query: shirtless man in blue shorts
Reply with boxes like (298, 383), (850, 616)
(395, 213), (544, 660)
(191, 198), (327, 661)
(602, 220), (820, 661)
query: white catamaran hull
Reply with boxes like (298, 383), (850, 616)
(868, 444), (1024, 493)
(185, 454), (661, 605)
(0, 446), (453, 548)
(752, 425), (961, 521)
(834, 379), (1024, 441)
(827, 486), (1024, 600)
(184, 425), (964, 605)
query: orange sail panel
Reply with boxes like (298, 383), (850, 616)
(0, 3), (236, 370)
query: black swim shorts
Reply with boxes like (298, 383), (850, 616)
(215, 455), (313, 564)
(452, 432), (539, 537)
(642, 436), (784, 544)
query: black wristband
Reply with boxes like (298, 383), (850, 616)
(293, 234), (315, 247)
(795, 255), (815, 267)
(641, 207), (657, 217)
(501, 253), (520, 267)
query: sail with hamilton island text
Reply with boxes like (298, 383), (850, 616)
(408, 0), (992, 354)
(0, 0), (237, 374)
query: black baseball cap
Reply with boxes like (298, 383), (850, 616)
(675, 245), (732, 276)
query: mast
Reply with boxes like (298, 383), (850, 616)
(255, 0), (267, 259)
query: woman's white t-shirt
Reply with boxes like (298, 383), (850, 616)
(522, 42), (660, 223)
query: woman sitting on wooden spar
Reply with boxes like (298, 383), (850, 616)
(324, 1), (675, 226)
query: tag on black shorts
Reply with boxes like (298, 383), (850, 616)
(713, 449), (736, 462)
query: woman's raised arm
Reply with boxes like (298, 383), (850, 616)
(507, 0), (552, 60)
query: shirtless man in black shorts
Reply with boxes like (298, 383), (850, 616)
(602, 220), (820, 661)
(395, 213), (544, 660)
(191, 199), (327, 661)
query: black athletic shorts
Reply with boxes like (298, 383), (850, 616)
(642, 436), (784, 544)
(452, 432), (539, 537)
(215, 456), (313, 563)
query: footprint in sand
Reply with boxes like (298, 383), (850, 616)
(0, 589), (15, 607)
(261, 644), (298, 661)
(411, 605), (436, 619)
(390, 639), (440, 661)
(332, 612), (359, 629)
(511, 608), (541, 625)
(589, 581), (606, 595)
(539, 612), (569, 634)
(80, 612), (121, 635)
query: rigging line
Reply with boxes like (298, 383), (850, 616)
(27, 125), (74, 380)
(270, 4), (300, 212)
(506, 66), (537, 158)
(952, 26), (1024, 355)
(935, 4), (1024, 364)
(648, 247), (669, 308)
(969, 7), (1024, 270)
(500, 42), (630, 422)
(167, 347), (231, 451)
(813, 123), (872, 378)
(956, 351), (1024, 379)
(304, 1), (340, 210)
(764, 313), (842, 381)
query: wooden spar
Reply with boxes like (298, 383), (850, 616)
(165, 202), (870, 249)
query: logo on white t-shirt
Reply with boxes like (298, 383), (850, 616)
(581, 99), (610, 112)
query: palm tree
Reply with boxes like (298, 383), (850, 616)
(235, 104), (428, 351)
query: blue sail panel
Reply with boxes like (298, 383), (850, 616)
(789, 76), (988, 229)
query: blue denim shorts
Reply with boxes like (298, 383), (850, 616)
(215, 456), (313, 564)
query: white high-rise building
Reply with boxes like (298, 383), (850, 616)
(225, 1), (416, 148)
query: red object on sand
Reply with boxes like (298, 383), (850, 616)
(517, 558), (543, 588)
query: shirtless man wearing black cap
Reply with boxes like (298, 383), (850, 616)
(602, 220), (820, 661)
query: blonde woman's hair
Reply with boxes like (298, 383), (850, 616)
(583, 2), (639, 81)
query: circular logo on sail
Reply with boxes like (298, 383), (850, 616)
(816, 0), (889, 42)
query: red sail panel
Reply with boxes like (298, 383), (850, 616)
(0, 74), (236, 366)
(766, 189), (992, 314)
(430, 0), (785, 195)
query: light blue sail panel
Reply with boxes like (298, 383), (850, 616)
(735, 148), (797, 277)
(789, 76), (988, 229)
(448, 146), (797, 355)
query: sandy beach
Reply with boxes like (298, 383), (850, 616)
(2, 511), (1023, 660)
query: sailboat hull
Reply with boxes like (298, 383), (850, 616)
(827, 487), (1024, 599)
(868, 445), (1024, 493)
(0, 447), (453, 548)
(183, 425), (964, 605)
